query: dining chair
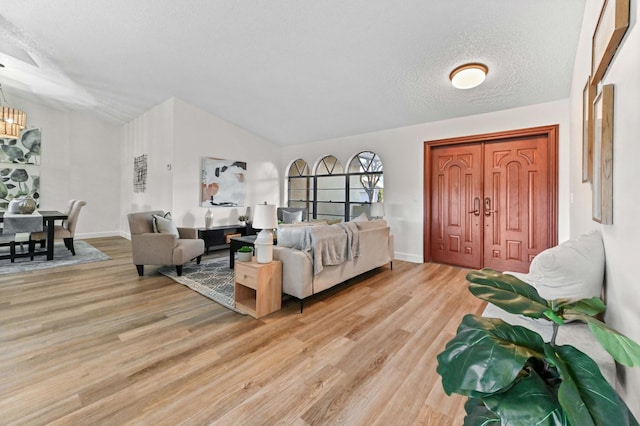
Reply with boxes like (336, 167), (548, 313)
(30, 200), (87, 255)
(0, 232), (17, 262)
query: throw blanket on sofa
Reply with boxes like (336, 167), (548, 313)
(310, 223), (360, 274)
(337, 222), (360, 259)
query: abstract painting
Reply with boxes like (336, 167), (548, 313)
(0, 127), (42, 165)
(201, 157), (246, 207)
(133, 154), (147, 193)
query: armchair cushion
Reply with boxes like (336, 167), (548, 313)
(152, 212), (179, 237)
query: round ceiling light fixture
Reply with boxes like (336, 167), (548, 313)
(449, 63), (489, 89)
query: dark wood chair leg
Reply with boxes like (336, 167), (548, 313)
(29, 239), (35, 260)
(64, 237), (76, 255)
(176, 265), (183, 276)
(10, 241), (16, 263)
(136, 265), (144, 276)
(40, 240), (45, 248)
(196, 255), (202, 264)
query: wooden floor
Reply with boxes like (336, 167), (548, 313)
(0, 237), (484, 425)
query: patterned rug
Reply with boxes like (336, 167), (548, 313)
(0, 240), (110, 274)
(158, 257), (244, 314)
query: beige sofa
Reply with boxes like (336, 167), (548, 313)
(273, 219), (394, 312)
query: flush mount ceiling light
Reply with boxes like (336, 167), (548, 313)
(449, 63), (489, 90)
(0, 81), (27, 139)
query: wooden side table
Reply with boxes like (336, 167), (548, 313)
(234, 258), (282, 319)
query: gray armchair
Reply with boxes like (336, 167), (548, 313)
(127, 210), (204, 276)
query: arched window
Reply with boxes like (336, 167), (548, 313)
(285, 152), (384, 222)
(287, 159), (311, 220)
(314, 155), (345, 221)
(347, 151), (384, 220)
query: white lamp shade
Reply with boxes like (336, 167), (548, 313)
(252, 204), (278, 229)
(370, 202), (385, 218)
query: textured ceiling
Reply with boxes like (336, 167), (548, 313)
(0, 0), (585, 145)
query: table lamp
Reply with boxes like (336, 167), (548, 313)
(252, 203), (278, 263)
(370, 202), (385, 219)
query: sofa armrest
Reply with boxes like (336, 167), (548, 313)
(177, 227), (198, 239)
(388, 233), (395, 262)
(273, 246), (314, 299)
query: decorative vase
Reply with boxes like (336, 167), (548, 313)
(7, 196), (37, 214)
(204, 208), (214, 229)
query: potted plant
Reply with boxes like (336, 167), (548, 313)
(238, 215), (250, 226)
(437, 268), (640, 425)
(236, 245), (253, 261)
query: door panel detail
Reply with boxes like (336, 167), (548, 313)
(431, 143), (483, 269)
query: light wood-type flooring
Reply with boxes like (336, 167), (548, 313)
(0, 237), (484, 425)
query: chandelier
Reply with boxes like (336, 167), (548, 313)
(0, 83), (27, 139)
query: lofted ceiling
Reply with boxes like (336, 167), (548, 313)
(0, 0), (585, 145)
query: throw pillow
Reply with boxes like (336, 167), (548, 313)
(526, 230), (604, 301)
(282, 209), (303, 224)
(152, 212), (179, 237)
(352, 212), (368, 222)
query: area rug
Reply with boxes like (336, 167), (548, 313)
(158, 257), (244, 314)
(0, 240), (110, 274)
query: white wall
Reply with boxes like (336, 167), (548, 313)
(8, 95), (121, 238)
(280, 99), (571, 263)
(569, 0), (640, 415)
(121, 98), (282, 232)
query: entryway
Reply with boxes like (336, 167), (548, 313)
(423, 125), (558, 273)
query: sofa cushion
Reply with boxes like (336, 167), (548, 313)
(526, 230), (604, 301)
(152, 212), (179, 237)
(277, 225), (312, 251)
(355, 219), (387, 231)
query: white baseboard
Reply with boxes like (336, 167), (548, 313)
(393, 252), (422, 263)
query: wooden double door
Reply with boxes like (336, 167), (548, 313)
(426, 126), (558, 273)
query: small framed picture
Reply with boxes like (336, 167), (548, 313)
(591, 0), (629, 84)
(592, 84), (614, 224)
(582, 77), (595, 182)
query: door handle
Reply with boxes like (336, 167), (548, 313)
(484, 197), (497, 216)
(468, 197), (481, 216)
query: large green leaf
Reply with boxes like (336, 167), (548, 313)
(559, 298), (606, 316)
(483, 367), (569, 426)
(436, 314), (545, 396)
(562, 313), (640, 367)
(546, 344), (639, 426)
(463, 398), (500, 426)
(466, 269), (550, 318)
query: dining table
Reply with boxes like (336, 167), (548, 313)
(0, 210), (68, 261)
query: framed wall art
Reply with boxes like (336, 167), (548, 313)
(0, 167), (40, 209)
(591, 0), (629, 84)
(592, 84), (614, 224)
(582, 77), (595, 182)
(0, 127), (42, 165)
(201, 157), (247, 207)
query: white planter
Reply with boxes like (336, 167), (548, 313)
(237, 251), (252, 262)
